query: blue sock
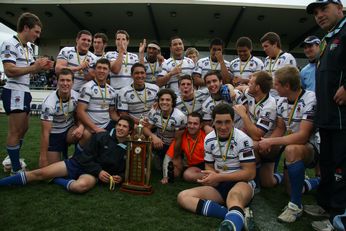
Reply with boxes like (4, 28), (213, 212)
(52, 177), (75, 191)
(0, 171), (27, 186)
(224, 207), (245, 231)
(196, 199), (228, 219)
(274, 172), (284, 185)
(304, 177), (320, 192)
(7, 144), (21, 171)
(287, 160), (305, 208)
(73, 143), (83, 156)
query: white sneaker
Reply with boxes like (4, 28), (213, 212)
(312, 219), (334, 231)
(244, 207), (255, 231)
(2, 155), (27, 173)
(305, 204), (330, 218)
(277, 202), (303, 223)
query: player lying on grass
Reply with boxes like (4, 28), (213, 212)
(0, 115), (134, 193)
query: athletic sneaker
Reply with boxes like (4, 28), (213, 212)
(277, 202), (303, 223)
(218, 220), (235, 231)
(2, 155), (27, 173)
(305, 205), (330, 217)
(312, 219), (334, 231)
(244, 207), (255, 231)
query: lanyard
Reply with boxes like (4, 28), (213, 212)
(253, 95), (267, 120)
(97, 81), (108, 105)
(286, 89), (302, 134)
(181, 95), (196, 114)
(239, 56), (251, 75)
(217, 128), (234, 162)
(16, 35), (29, 64)
(210, 57), (219, 71)
(160, 111), (172, 133)
(59, 94), (70, 121)
(132, 84), (147, 109)
(76, 48), (88, 73)
(268, 53), (281, 74)
(187, 132), (200, 160)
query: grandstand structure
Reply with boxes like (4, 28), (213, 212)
(0, 0), (336, 59)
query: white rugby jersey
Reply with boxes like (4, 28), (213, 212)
(1, 36), (35, 92)
(176, 90), (209, 116)
(41, 90), (79, 134)
(193, 57), (231, 80)
(202, 89), (247, 128)
(229, 56), (264, 79)
(144, 57), (164, 84)
(104, 51), (139, 91)
(78, 80), (117, 128)
(158, 57), (195, 92)
(117, 83), (159, 119)
(245, 89), (277, 134)
(57, 47), (97, 92)
(264, 52), (296, 76)
(276, 90), (317, 144)
(148, 108), (187, 145)
(204, 129), (255, 173)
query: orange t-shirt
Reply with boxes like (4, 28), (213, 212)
(166, 129), (205, 166)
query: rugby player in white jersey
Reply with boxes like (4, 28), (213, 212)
(260, 32), (297, 77)
(93, 32), (108, 59)
(39, 69), (84, 167)
(230, 37), (264, 86)
(193, 38), (232, 89)
(185, 47), (200, 64)
(0, 12), (53, 174)
(55, 30), (97, 92)
(177, 104), (256, 231)
(157, 36), (195, 93)
(144, 89), (187, 169)
(117, 63), (159, 125)
(233, 71), (278, 191)
(202, 71), (247, 133)
(176, 75), (208, 116)
(106, 30), (139, 92)
(258, 66), (320, 223)
(76, 59), (118, 154)
(138, 40), (165, 84)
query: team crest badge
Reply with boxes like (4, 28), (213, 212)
(211, 144), (215, 150)
(69, 54), (74, 59)
(80, 87), (86, 98)
(94, 89), (98, 94)
(330, 38), (340, 51)
(130, 94), (135, 99)
(234, 63), (238, 68)
(172, 63), (176, 67)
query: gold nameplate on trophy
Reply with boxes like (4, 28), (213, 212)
(120, 117), (153, 195)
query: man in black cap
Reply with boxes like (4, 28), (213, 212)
(306, 0), (346, 230)
(300, 35), (320, 92)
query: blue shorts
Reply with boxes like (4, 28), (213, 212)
(214, 180), (255, 202)
(1, 88), (32, 114)
(64, 158), (85, 180)
(48, 129), (71, 153)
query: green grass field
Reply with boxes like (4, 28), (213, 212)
(0, 114), (318, 230)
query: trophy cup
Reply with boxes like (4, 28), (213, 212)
(120, 116), (153, 195)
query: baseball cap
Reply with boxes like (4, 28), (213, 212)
(300, 35), (321, 47)
(306, 0), (342, 14)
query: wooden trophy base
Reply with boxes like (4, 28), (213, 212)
(120, 183), (153, 195)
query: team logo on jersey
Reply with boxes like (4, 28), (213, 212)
(69, 54), (74, 59)
(148, 91), (152, 96)
(94, 89), (98, 94)
(153, 117), (158, 123)
(80, 87), (86, 98)
(130, 56), (133, 60)
(233, 63), (238, 68)
(211, 144), (215, 150)
(250, 63), (253, 67)
(242, 149), (254, 158)
(210, 106), (215, 111)
(172, 63), (176, 67)
(330, 38), (340, 51)
(43, 107), (50, 120)
(130, 94), (135, 99)
(4, 45), (11, 58)
(249, 101), (253, 106)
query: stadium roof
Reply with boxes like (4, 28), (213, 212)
(0, 0), (345, 53)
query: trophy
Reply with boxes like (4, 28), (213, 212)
(120, 116), (153, 195)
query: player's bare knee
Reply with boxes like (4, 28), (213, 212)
(177, 190), (191, 205)
(284, 145), (303, 162)
(70, 181), (92, 193)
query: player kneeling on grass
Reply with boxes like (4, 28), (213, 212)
(177, 104), (256, 231)
(0, 115), (134, 193)
(161, 112), (206, 184)
(39, 68), (84, 167)
(258, 66), (320, 223)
